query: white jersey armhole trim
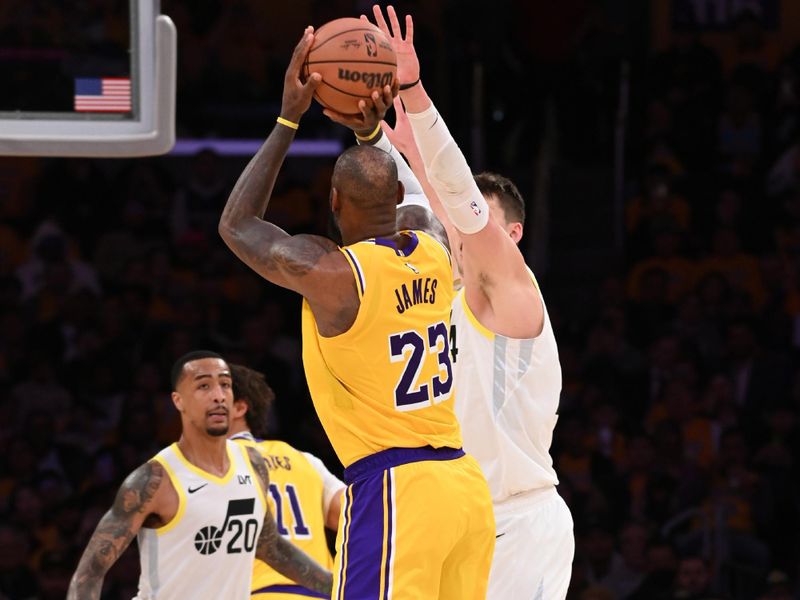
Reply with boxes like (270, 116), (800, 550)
(152, 455), (186, 535)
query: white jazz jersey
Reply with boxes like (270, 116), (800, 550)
(134, 441), (267, 600)
(450, 282), (561, 503)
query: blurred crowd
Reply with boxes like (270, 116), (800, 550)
(0, 1), (799, 600)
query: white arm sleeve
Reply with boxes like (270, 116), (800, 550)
(406, 103), (489, 234)
(362, 133), (431, 210)
(303, 452), (345, 516)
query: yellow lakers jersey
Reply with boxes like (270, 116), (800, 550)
(232, 437), (335, 594)
(302, 230), (461, 468)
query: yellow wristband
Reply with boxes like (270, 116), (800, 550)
(355, 124), (381, 142)
(276, 116), (299, 130)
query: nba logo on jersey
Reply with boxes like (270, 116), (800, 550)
(469, 200), (482, 216)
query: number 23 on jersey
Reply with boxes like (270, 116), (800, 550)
(389, 320), (453, 411)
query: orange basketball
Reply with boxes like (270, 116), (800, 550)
(304, 18), (397, 115)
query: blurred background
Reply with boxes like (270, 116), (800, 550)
(1, 1), (799, 599)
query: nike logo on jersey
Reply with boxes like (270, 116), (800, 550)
(495, 532), (506, 539)
(188, 483), (209, 494)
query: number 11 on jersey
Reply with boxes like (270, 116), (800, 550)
(389, 320), (453, 411)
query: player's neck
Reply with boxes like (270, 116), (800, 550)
(341, 217), (397, 246)
(227, 419), (249, 437)
(177, 432), (229, 477)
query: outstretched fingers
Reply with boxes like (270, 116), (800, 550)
(404, 13), (414, 44)
(386, 6), (404, 40)
(372, 4), (391, 38)
(372, 6), (413, 46)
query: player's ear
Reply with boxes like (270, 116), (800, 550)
(171, 391), (185, 413)
(331, 187), (340, 212)
(509, 222), (523, 244)
(232, 399), (248, 419)
(396, 181), (405, 206)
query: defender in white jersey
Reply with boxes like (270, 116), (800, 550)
(355, 7), (576, 598)
(67, 351), (332, 600)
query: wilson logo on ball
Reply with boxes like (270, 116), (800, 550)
(305, 17), (397, 114)
(337, 69), (393, 88)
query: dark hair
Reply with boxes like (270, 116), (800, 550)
(230, 363), (275, 438)
(474, 172), (526, 225)
(170, 350), (225, 390)
(332, 144), (398, 210)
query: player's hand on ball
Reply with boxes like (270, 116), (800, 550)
(281, 27), (322, 123)
(323, 83), (397, 136)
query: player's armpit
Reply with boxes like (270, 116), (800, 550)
(67, 461), (165, 600)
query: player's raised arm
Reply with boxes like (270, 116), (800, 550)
(369, 5), (543, 339)
(245, 447), (333, 596)
(380, 96), (462, 275)
(67, 461), (167, 600)
(218, 28), (342, 302)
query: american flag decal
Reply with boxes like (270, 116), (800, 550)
(74, 77), (131, 112)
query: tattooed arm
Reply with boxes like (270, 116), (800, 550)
(217, 29), (342, 301)
(67, 461), (166, 600)
(247, 447), (334, 596)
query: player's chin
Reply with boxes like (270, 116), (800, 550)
(206, 423), (229, 437)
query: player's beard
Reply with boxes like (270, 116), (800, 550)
(206, 423), (229, 436)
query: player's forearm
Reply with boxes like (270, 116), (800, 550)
(67, 571), (103, 600)
(404, 103), (472, 196)
(373, 132), (425, 197)
(219, 124), (295, 245)
(67, 532), (119, 600)
(403, 99), (489, 234)
(257, 536), (333, 595)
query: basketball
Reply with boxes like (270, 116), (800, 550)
(304, 17), (397, 115)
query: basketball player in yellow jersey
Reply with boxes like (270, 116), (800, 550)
(227, 363), (345, 600)
(67, 351), (332, 600)
(219, 28), (495, 600)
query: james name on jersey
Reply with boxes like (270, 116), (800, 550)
(394, 276), (439, 314)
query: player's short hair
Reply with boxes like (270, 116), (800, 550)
(230, 364), (275, 439)
(170, 350), (225, 390)
(333, 145), (398, 210)
(474, 172), (526, 225)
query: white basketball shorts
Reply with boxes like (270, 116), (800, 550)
(488, 486), (575, 600)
